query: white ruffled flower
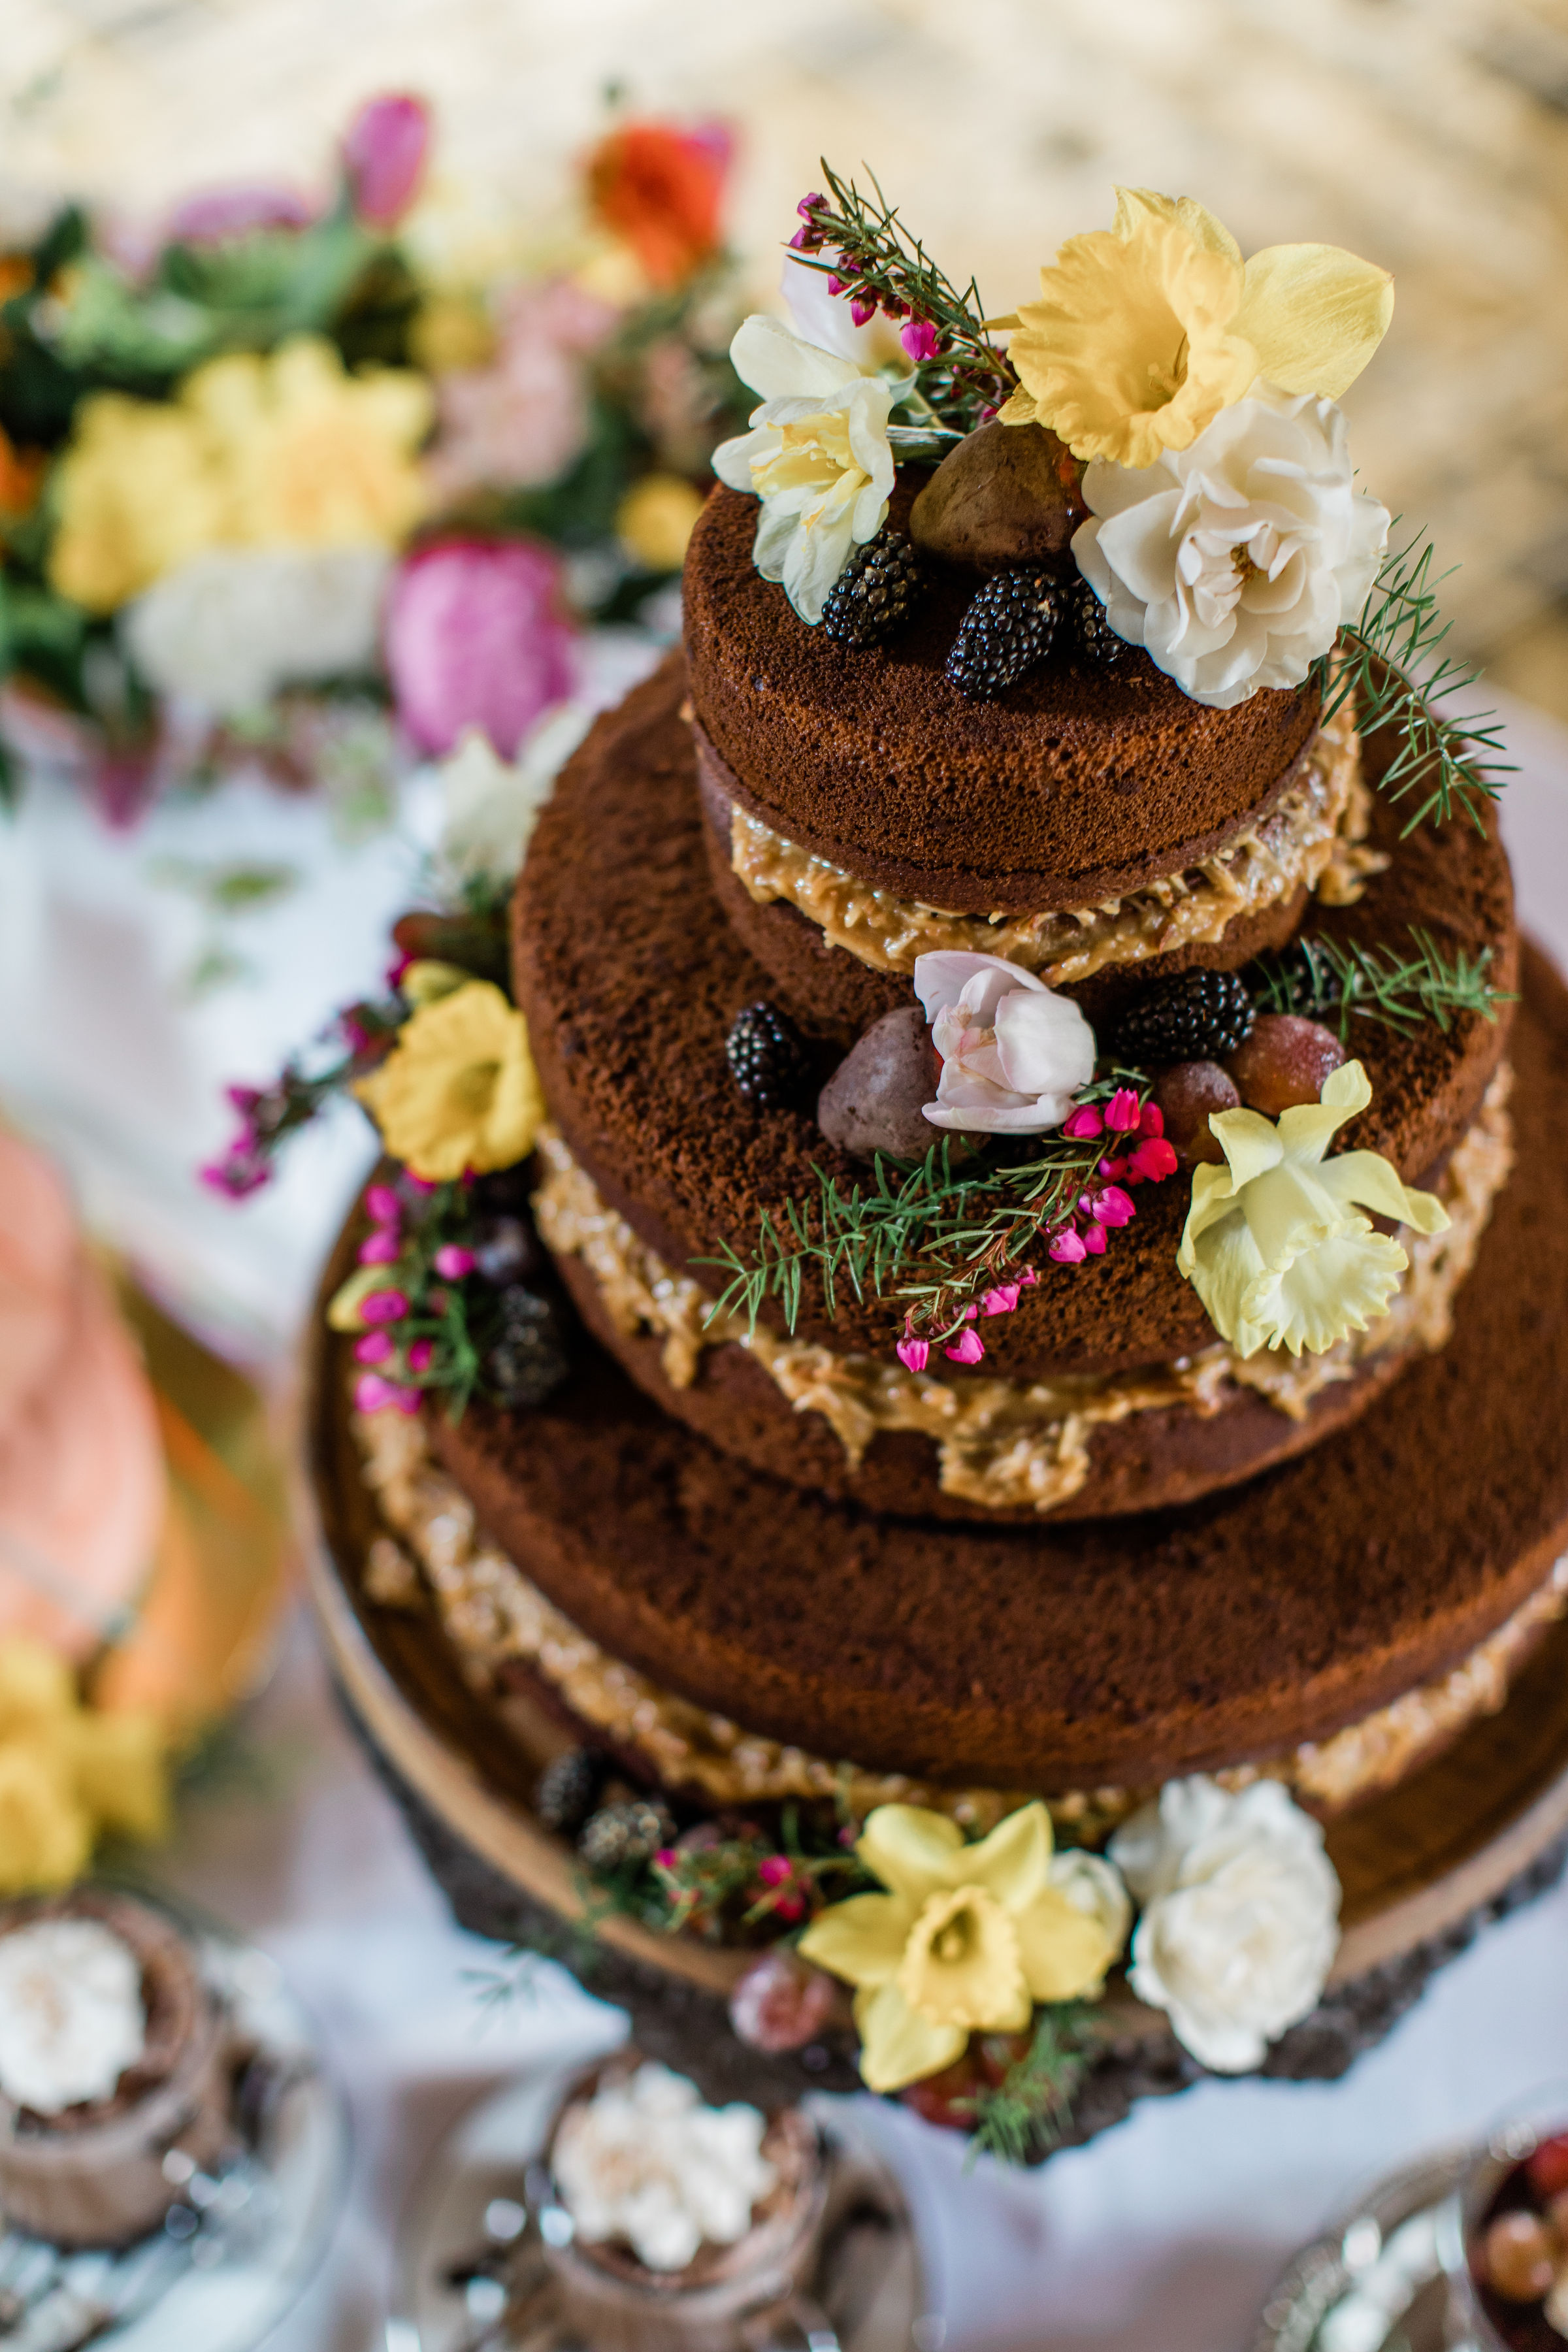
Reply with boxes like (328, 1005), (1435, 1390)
(435, 702), (591, 888)
(121, 542), (391, 716)
(1109, 1778), (1341, 2072)
(712, 315), (895, 625)
(1048, 1848), (1132, 1992)
(1072, 383), (1389, 710)
(913, 951), (1096, 1135)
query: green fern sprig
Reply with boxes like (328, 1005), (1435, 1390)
(955, 2002), (1097, 2168)
(1252, 926), (1514, 1041)
(1326, 532), (1514, 835)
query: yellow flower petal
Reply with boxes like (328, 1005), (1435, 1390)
(353, 981), (543, 1183)
(69, 1709), (170, 1843)
(952, 1799), (1054, 1912)
(0, 1640), (78, 1737)
(856, 1803), (966, 1904)
(1205, 1105), (1286, 1192)
(796, 1889), (916, 1989)
(400, 960), (474, 1007)
(1234, 244), (1394, 400)
(896, 1886), (1033, 2034)
(1013, 1886), (1119, 2003)
(0, 1745), (92, 1895)
(852, 1978), (968, 2093)
(1274, 1058), (1372, 1164)
(1321, 1151), (1450, 1237)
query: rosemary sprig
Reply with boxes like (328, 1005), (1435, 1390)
(1324, 532), (1514, 834)
(794, 161), (1015, 435)
(956, 2002), (1096, 2168)
(1252, 927), (1514, 1042)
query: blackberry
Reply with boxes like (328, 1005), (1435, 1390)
(1071, 576), (1127, 664)
(1112, 969), (1256, 1066)
(577, 1798), (677, 1876)
(727, 1002), (809, 1111)
(487, 1285), (568, 1409)
(945, 565), (1066, 700)
(535, 1747), (606, 1838)
(821, 531), (924, 648)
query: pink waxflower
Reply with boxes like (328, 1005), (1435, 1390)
(945, 1328), (987, 1365)
(901, 319), (940, 363)
(354, 1372), (421, 1414)
(354, 1331), (395, 1365)
(1128, 1135), (1179, 1183)
(797, 192), (825, 219)
(199, 1149), (267, 1200)
(1139, 1101), (1166, 1139)
(896, 1336), (931, 1374)
(1019, 1266), (1039, 1288)
(384, 536), (576, 758)
(1062, 1104), (1104, 1140)
(433, 1243), (476, 1279)
(365, 1183), (401, 1227)
(826, 274), (846, 298)
(981, 1282), (1021, 1316)
(1092, 1185), (1137, 1227)
(357, 1229), (401, 1266)
(757, 1854), (793, 1887)
(359, 1288), (409, 1324)
(1099, 1156), (1128, 1180)
(1105, 1087), (1142, 1132)
(1082, 1220), (1107, 1254)
(850, 295), (877, 327)
(1049, 1228), (1088, 1265)
(406, 1337), (436, 1373)
(342, 93), (431, 229)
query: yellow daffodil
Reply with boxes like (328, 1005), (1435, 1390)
(615, 472), (706, 573)
(0, 1639), (170, 1895)
(798, 1801), (1115, 2093)
(1000, 188), (1393, 468)
(50, 336), (432, 612)
(1177, 1060), (1448, 1359)
(354, 979), (544, 1183)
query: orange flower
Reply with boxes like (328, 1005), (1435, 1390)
(587, 121), (729, 289)
(0, 425), (44, 523)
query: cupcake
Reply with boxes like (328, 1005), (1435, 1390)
(0, 1889), (230, 2246)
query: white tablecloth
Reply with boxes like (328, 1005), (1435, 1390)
(10, 687), (1568, 2350)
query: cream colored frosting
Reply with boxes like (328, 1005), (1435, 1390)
(531, 1064), (1512, 1516)
(351, 1401), (1568, 1837)
(553, 2062), (776, 2272)
(727, 700), (1384, 985)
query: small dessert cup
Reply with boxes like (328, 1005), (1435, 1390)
(1452, 2093), (1568, 2349)
(0, 1889), (231, 2248)
(525, 2053), (834, 2352)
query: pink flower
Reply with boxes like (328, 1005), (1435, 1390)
(981, 1283), (1021, 1316)
(426, 279), (614, 501)
(944, 1328), (986, 1365)
(901, 319), (940, 363)
(384, 537), (576, 758)
(199, 1150), (267, 1200)
(354, 1373), (421, 1414)
(406, 1337), (435, 1373)
(359, 1288), (408, 1325)
(342, 93), (431, 229)
(826, 274), (845, 298)
(797, 192), (825, 219)
(354, 1331), (395, 1365)
(1062, 1105), (1104, 1140)
(788, 226), (809, 250)
(1082, 1220), (1107, 1254)
(1139, 1101), (1166, 1139)
(913, 951), (1097, 1136)
(365, 1183), (401, 1227)
(773, 1892), (807, 1923)
(1099, 1156), (1128, 1180)
(1129, 1135), (1179, 1183)
(757, 1855), (793, 1887)
(1091, 1185), (1137, 1226)
(357, 1229), (401, 1266)
(896, 1336), (930, 1374)
(403, 1173), (439, 1196)
(1049, 1228), (1088, 1265)
(1019, 1266), (1039, 1288)
(850, 295), (877, 327)
(433, 1243), (476, 1279)
(1105, 1087), (1142, 1133)
(168, 185), (315, 244)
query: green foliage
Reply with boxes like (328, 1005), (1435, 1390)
(578, 1801), (870, 1946)
(1252, 926), (1514, 1041)
(956, 2002), (1097, 2168)
(1326, 532), (1513, 834)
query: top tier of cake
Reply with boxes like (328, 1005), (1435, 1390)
(683, 482), (1322, 914)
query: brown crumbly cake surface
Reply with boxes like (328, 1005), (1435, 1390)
(683, 481), (1322, 911)
(513, 653), (1516, 1379)
(437, 943), (1568, 1794)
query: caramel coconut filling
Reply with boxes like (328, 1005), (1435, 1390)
(531, 1065), (1512, 1517)
(352, 1401), (1567, 1838)
(728, 698), (1384, 986)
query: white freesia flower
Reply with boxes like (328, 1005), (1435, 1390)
(436, 702), (592, 887)
(1072, 383), (1389, 710)
(1109, 1777), (1341, 2072)
(122, 543), (391, 715)
(1177, 1058), (1448, 1358)
(913, 951), (1096, 1135)
(711, 315), (896, 624)
(1048, 1849), (1132, 1991)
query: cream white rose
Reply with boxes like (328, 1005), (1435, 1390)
(1072, 383), (1389, 710)
(913, 951), (1096, 1135)
(1109, 1776), (1341, 2072)
(712, 316), (895, 625)
(122, 542), (391, 715)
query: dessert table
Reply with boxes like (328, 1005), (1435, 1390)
(5, 683), (1568, 2350)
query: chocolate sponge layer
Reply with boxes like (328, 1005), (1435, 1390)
(438, 945), (1568, 1795)
(513, 653), (1514, 1379)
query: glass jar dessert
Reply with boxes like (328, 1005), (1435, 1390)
(1456, 2099), (1568, 2347)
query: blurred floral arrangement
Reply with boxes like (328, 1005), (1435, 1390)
(0, 97), (748, 819)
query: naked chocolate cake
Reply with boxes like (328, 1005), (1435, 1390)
(284, 172), (1568, 2140)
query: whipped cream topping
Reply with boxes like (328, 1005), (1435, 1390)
(553, 2061), (776, 2272)
(0, 1917), (146, 2115)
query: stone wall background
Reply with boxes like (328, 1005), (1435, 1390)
(5, 0), (1567, 712)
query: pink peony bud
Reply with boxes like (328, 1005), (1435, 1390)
(384, 536), (576, 759)
(981, 1283), (1021, 1316)
(1092, 1185), (1137, 1227)
(342, 93), (431, 229)
(406, 1337), (436, 1373)
(354, 1331), (395, 1364)
(1062, 1104), (1103, 1140)
(1139, 1100), (1166, 1139)
(1129, 1135), (1179, 1183)
(1105, 1087), (1142, 1133)
(901, 318), (940, 363)
(1049, 1227), (1088, 1265)
(896, 1336), (930, 1373)
(357, 1228), (401, 1265)
(360, 1288), (408, 1324)
(365, 1183), (402, 1228)
(1082, 1220), (1107, 1254)
(729, 1950), (837, 2053)
(433, 1243), (476, 1279)
(944, 1328), (986, 1365)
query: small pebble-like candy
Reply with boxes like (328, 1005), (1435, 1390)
(728, 1951), (837, 2052)
(1226, 1015), (1347, 1117)
(1483, 2210), (1559, 2301)
(1530, 2135), (1568, 2200)
(817, 1005), (940, 1161)
(1154, 1061), (1241, 1166)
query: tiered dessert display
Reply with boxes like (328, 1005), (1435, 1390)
(294, 173), (1568, 2158)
